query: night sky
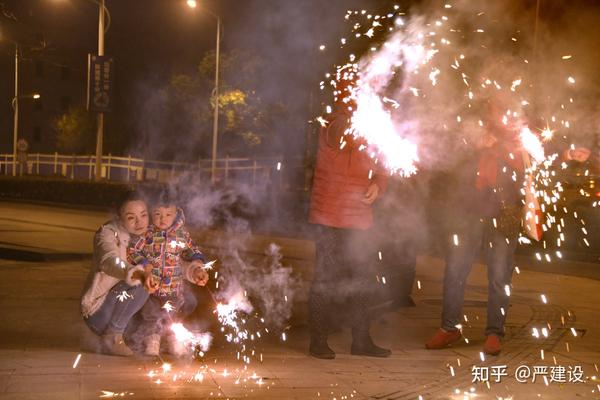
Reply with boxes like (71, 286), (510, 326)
(0, 0), (379, 159)
(1, 0), (599, 161)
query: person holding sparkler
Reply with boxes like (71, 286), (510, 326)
(81, 192), (153, 356)
(308, 65), (391, 359)
(425, 99), (590, 355)
(129, 194), (209, 357)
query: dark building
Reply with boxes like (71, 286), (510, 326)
(1, 1), (95, 155)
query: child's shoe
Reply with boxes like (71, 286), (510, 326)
(144, 334), (161, 356)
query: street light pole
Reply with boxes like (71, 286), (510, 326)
(12, 44), (18, 177)
(187, 1), (221, 183)
(94, 0), (105, 181)
(210, 16), (220, 184)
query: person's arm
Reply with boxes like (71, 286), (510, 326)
(95, 224), (145, 286)
(127, 233), (159, 293)
(180, 229), (208, 286)
(181, 229), (205, 262)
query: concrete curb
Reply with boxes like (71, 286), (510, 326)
(0, 245), (89, 262)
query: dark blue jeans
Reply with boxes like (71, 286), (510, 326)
(441, 217), (517, 337)
(85, 281), (149, 335)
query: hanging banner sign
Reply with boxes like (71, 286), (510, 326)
(87, 54), (114, 113)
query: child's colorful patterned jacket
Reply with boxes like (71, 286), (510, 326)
(128, 208), (205, 297)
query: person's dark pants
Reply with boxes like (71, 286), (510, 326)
(441, 217), (517, 337)
(380, 236), (418, 304)
(85, 281), (149, 335)
(309, 225), (376, 342)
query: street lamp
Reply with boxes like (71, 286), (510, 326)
(187, 0), (221, 184)
(9, 34), (41, 176)
(12, 92), (41, 177)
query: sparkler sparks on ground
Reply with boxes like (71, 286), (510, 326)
(72, 353), (82, 369)
(99, 391), (133, 398)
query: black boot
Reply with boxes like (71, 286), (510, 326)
(309, 337), (335, 359)
(392, 295), (416, 309)
(351, 328), (391, 358)
(309, 283), (335, 359)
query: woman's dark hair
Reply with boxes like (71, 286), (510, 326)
(115, 190), (147, 217)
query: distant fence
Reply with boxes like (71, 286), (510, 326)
(0, 153), (299, 186)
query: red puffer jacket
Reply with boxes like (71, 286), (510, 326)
(309, 111), (387, 230)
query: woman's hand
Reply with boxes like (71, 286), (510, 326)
(362, 183), (380, 205)
(130, 269), (145, 282)
(143, 272), (159, 294)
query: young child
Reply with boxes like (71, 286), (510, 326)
(129, 197), (209, 356)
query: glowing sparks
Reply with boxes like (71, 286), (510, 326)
(351, 88), (419, 176)
(170, 323), (212, 353)
(72, 353), (82, 369)
(541, 127), (554, 141)
(99, 391), (131, 398)
(162, 301), (175, 313)
(510, 78), (522, 91)
(429, 68), (441, 86)
(520, 127), (545, 163)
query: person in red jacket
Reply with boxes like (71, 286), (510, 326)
(307, 70), (390, 359)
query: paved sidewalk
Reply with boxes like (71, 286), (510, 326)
(0, 201), (599, 399)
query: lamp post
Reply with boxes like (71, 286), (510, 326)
(187, 0), (221, 184)
(11, 93), (41, 176)
(94, 0), (106, 181)
(12, 44), (18, 177)
(10, 37), (40, 177)
(53, 0), (110, 179)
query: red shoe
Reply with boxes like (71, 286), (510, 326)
(483, 335), (501, 355)
(425, 328), (462, 349)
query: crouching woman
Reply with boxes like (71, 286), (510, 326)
(80, 192), (153, 356)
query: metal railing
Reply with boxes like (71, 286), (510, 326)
(0, 153), (290, 185)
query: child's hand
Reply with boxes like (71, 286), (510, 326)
(192, 266), (209, 287)
(143, 273), (159, 294)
